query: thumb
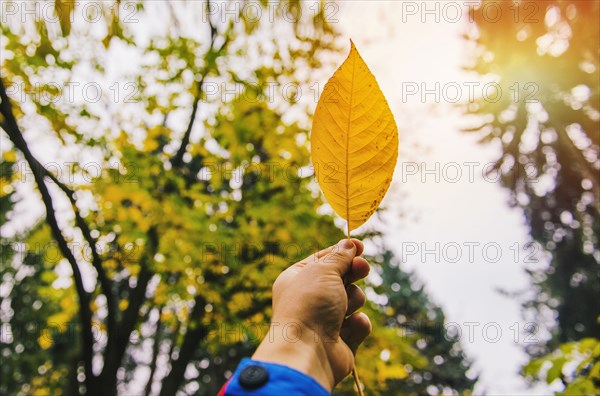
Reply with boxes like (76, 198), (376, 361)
(321, 239), (357, 277)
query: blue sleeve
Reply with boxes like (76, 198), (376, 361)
(220, 358), (330, 396)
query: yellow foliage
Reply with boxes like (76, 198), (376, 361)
(154, 283), (169, 305)
(178, 305), (190, 323)
(160, 310), (174, 322)
(119, 299), (129, 311)
(59, 297), (72, 310)
(228, 292), (253, 314)
(0, 177), (13, 197)
(38, 334), (53, 350)
(105, 259), (118, 270)
(376, 360), (408, 382)
(47, 311), (73, 330)
(2, 149), (16, 162)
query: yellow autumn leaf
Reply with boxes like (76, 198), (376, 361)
(38, 334), (53, 350)
(311, 39), (398, 233)
(119, 299), (129, 311)
(2, 150), (16, 162)
(377, 361), (408, 382)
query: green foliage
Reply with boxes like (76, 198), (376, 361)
(1, 225), (81, 395)
(523, 337), (600, 395)
(466, 0), (599, 392)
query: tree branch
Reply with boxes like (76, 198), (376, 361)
(100, 226), (156, 387)
(158, 295), (209, 396)
(42, 165), (118, 350)
(167, 315), (182, 362)
(1, 76), (118, 377)
(171, 0), (231, 168)
(144, 306), (164, 396)
(171, 84), (203, 168)
(0, 77), (97, 388)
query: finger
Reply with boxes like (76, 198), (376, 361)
(345, 284), (366, 316)
(321, 239), (356, 277)
(350, 239), (364, 256)
(340, 312), (372, 355)
(345, 257), (370, 284)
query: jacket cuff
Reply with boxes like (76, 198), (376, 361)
(219, 358), (330, 395)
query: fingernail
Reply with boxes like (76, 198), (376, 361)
(340, 239), (354, 249)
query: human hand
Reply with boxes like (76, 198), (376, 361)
(252, 239), (371, 391)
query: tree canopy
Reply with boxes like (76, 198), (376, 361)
(465, 0), (599, 393)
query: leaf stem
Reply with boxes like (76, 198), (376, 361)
(346, 225), (364, 396)
(352, 366), (365, 396)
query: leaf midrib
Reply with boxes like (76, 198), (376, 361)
(345, 50), (356, 235)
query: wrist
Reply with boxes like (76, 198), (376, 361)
(252, 320), (335, 391)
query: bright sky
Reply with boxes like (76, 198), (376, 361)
(340, 2), (552, 394)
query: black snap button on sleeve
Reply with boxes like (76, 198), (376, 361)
(238, 365), (269, 389)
